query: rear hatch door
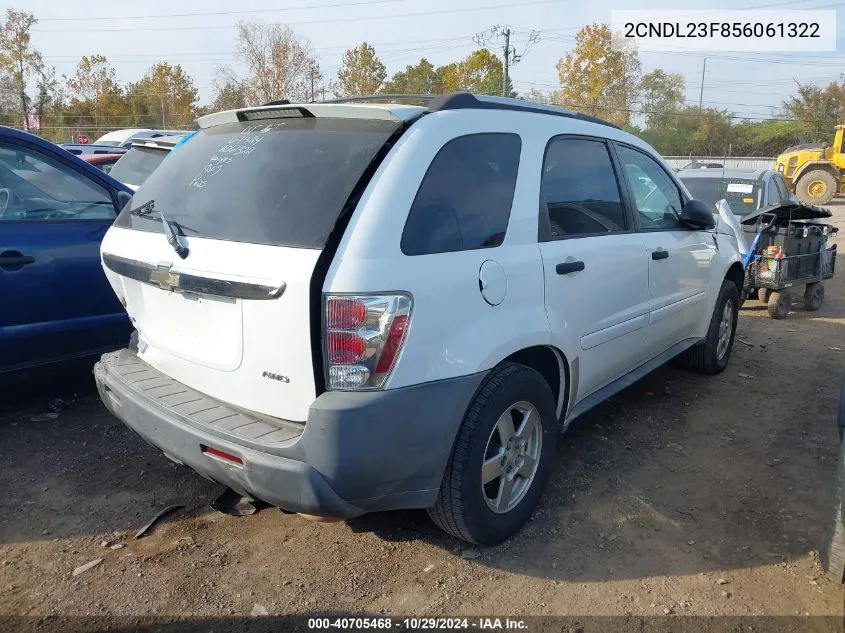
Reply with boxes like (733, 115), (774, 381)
(101, 112), (401, 421)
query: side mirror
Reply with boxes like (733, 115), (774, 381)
(679, 199), (716, 230)
(116, 190), (133, 211)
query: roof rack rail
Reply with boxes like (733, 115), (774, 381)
(428, 92), (620, 129)
(320, 94), (437, 104)
(263, 99), (291, 106)
(317, 91), (619, 129)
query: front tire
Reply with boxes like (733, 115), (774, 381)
(796, 170), (837, 206)
(768, 290), (791, 319)
(677, 280), (739, 375)
(428, 363), (556, 545)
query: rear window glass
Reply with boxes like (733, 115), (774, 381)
(114, 117), (398, 249)
(682, 177), (761, 216)
(109, 146), (168, 187)
(401, 133), (521, 255)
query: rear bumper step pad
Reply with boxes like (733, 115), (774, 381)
(95, 349), (486, 518)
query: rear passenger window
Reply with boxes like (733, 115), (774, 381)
(401, 133), (521, 256)
(539, 137), (626, 239)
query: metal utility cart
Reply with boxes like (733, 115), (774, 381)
(741, 203), (838, 319)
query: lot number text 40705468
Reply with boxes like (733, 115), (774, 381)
(307, 617), (528, 630)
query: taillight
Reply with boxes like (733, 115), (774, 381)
(324, 294), (412, 390)
(327, 298), (367, 329)
(375, 315), (408, 373)
(327, 331), (366, 364)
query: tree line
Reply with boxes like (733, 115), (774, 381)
(1, 9), (842, 156)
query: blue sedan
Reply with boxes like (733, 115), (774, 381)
(0, 126), (133, 375)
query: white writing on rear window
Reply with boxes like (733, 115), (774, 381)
(189, 124), (275, 189)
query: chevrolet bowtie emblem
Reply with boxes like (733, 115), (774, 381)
(149, 263), (180, 292)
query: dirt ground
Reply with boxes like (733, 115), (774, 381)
(1, 203), (844, 633)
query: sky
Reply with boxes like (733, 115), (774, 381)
(12, 0), (845, 122)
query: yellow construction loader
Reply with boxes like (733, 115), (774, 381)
(776, 124), (845, 206)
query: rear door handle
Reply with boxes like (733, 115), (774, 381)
(652, 249), (669, 261)
(0, 252), (35, 267)
(556, 260), (585, 275)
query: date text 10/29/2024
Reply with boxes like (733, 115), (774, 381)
(308, 618), (528, 630)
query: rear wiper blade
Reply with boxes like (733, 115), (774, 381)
(129, 199), (189, 260)
(129, 199), (155, 217)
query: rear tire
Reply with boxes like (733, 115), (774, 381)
(804, 282), (825, 311)
(428, 363), (556, 545)
(676, 280), (739, 375)
(767, 290), (791, 319)
(796, 170), (837, 206)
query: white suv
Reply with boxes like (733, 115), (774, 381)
(94, 93), (744, 545)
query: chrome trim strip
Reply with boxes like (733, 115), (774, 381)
(102, 253), (285, 301)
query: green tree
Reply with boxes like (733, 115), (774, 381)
(220, 21), (318, 104)
(383, 58), (441, 94)
(553, 23), (641, 126)
(439, 48), (507, 96)
(640, 106), (734, 156)
(783, 79), (845, 143)
(731, 119), (805, 156)
(210, 81), (249, 112)
(639, 69), (685, 131)
(305, 59), (324, 101)
(127, 62), (199, 128)
(64, 55), (129, 134)
(65, 55), (121, 107)
(34, 65), (64, 129)
(0, 9), (43, 124)
(523, 88), (551, 104)
(0, 72), (19, 127)
(336, 42), (386, 97)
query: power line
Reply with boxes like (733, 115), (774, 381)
(638, 50), (845, 67)
(39, 35), (479, 61)
(32, 0), (566, 32)
(41, 39), (477, 64)
(36, 0), (819, 24)
(38, 0), (415, 21)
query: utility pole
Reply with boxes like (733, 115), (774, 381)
(475, 26), (539, 98)
(698, 57), (707, 111)
(502, 28), (510, 98)
(161, 99), (166, 130)
(310, 67), (316, 102)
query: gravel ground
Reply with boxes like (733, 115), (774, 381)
(1, 202), (844, 633)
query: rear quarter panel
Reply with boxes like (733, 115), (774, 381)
(322, 111), (553, 389)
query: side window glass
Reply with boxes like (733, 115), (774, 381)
(766, 177), (781, 207)
(539, 137), (627, 239)
(774, 175), (791, 202)
(401, 133), (521, 255)
(0, 142), (115, 221)
(616, 145), (684, 230)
